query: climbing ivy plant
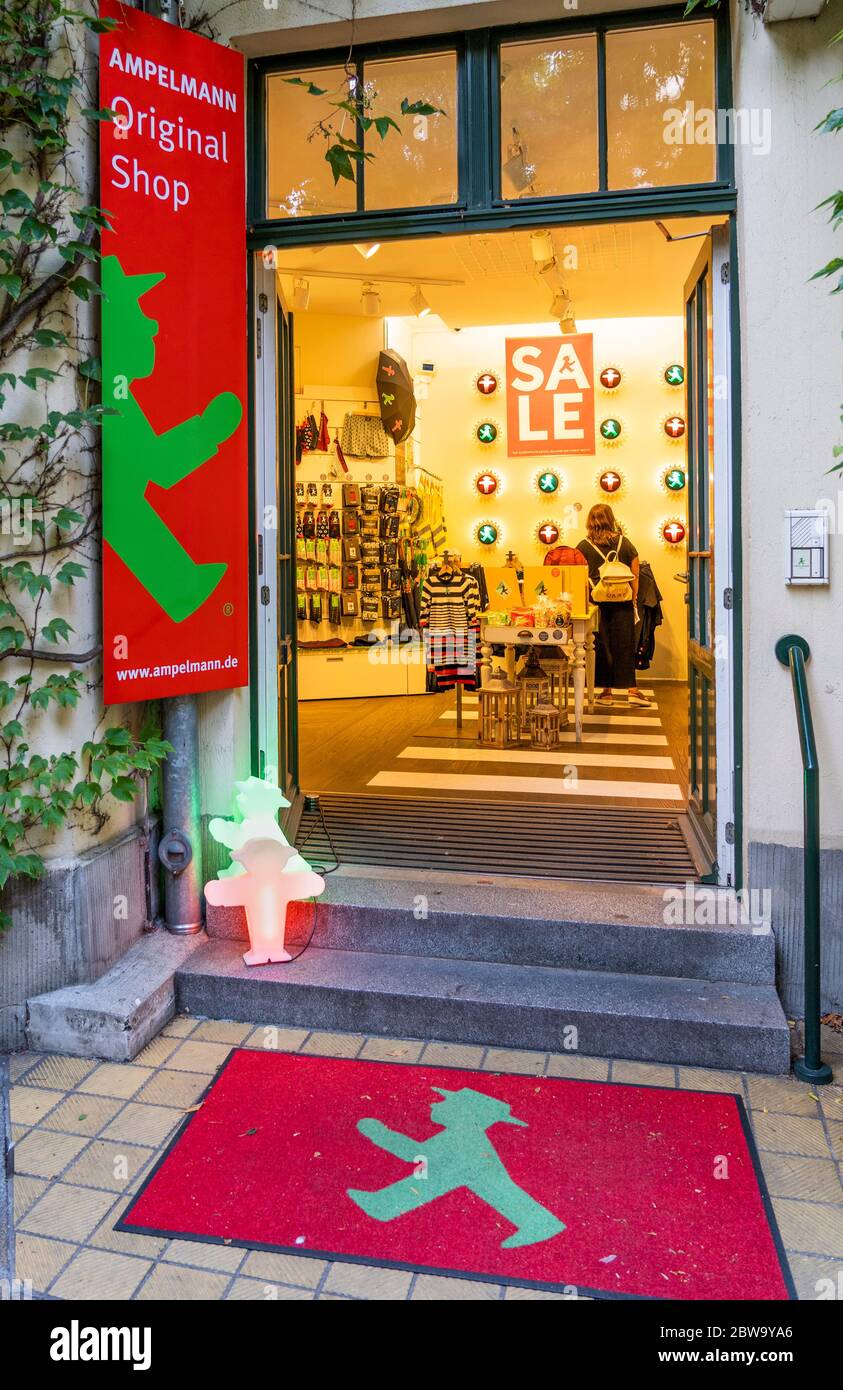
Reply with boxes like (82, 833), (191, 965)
(0, 0), (171, 931)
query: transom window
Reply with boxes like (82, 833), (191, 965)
(258, 14), (723, 226)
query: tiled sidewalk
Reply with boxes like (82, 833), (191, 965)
(6, 1018), (843, 1301)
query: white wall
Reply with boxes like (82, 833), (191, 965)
(733, 2), (843, 847)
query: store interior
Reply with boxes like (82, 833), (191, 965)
(278, 219), (720, 811)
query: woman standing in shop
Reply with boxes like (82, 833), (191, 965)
(577, 504), (652, 709)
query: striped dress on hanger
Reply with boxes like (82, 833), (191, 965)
(419, 569), (481, 691)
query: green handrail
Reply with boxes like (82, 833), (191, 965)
(775, 635), (833, 1085)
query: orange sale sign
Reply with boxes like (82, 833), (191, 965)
(505, 334), (596, 456)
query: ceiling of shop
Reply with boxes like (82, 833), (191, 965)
(274, 217), (726, 328)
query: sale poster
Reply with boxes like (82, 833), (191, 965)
(99, 1), (247, 703)
(505, 334), (595, 457)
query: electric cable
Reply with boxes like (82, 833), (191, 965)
(280, 795), (340, 963)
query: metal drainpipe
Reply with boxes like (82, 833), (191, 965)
(145, 0), (204, 935)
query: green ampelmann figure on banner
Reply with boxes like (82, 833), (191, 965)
(101, 255), (242, 623)
(347, 1085), (566, 1249)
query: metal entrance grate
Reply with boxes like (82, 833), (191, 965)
(296, 795), (698, 885)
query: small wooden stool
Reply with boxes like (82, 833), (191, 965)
(529, 702), (562, 749)
(478, 676), (521, 747)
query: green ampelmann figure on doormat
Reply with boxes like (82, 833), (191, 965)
(101, 254), (242, 622)
(347, 1086), (566, 1249)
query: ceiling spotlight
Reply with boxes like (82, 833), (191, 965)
(530, 229), (554, 266)
(550, 290), (573, 319)
(410, 285), (431, 318)
(354, 242), (381, 260)
(292, 277), (310, 311)
(559, 311), (578, 335)
(361, 281), (381, 316)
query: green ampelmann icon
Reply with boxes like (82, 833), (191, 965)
(347, 1085), (566, 1249)
(102, 255), (243, 623)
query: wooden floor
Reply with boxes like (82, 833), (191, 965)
(299, 681), (690, 811)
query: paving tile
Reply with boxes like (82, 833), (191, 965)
(750, 1113), (832, 1158)
(164, 1239), (245, 1272)
(9, 1052), (43, 1082)
(12, 1174), (47, 1221)
(136, 1263), (231, 1300)
(51, 1248), (152, 1301)
(240, 1250), (327, 1288)
(133, 1069), (209, 1109)
(15, 1234), (76, 1291)
(78, 1063), (153, 1099)
(163, 1040), (233, 1074)
(820, 1024), (843, 1055)
(190, 1020), (253, 1044)
(411, 1273), (504, 1300)
(226, 1277), (314, 1301)
(677, 1068), (743, 1094)
(245, 1025), (310, 1053)
(19, 1056), (96, 1090)
(546, 1054), (609, 1081)
(484, 1048), (546, 1076)
(20, 1182), (115, 1242)
(786, 1253), (843, 1301)
(359, 1037), (425, 1064)
(161, 1015), (198, 1038)
(747, 1076), (821, 1118)
(827, 1121), (843, 1161)
(818, 1088), (843, 1122)
(88, 1200), (168, 1259)
(300, 1031), (365, 1059)
(14, 1128), (88, 1179)
(63, 1139), (154, 1193)
(41, 1094), (124, 1138)
(10, 1086), (64, 1127)
(759, 1153), (843, 1204)
(420, 1042), (485, 1070)
(611, 1061), (676, 1088)
(322, 1261), (412, 1300)
(101, 1102), (183, 1148)
(772, 1198), (843, 1257)
(130, 1035), (182, 1068)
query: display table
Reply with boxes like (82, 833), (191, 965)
(479, 610), (597, 741)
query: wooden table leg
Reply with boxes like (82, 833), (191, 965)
(585, 619), (596, 714)
(572, 628), (586, 742)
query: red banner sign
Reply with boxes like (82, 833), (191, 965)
(505, 334), (595, 456)
(100, 1), (247, 703)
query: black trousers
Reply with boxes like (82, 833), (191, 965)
(595, 601), (637, 689)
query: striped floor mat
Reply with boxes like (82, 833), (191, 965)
(366, 688), (685, 808)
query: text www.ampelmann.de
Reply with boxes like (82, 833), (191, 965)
(114, 654), (239, 681)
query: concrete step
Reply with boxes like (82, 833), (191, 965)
(176, 938), (791, 1074)
(207, 872), (775, 985)
(26, 930), (206, 1061)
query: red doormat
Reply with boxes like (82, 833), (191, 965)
(118, 1049), (794, 1300)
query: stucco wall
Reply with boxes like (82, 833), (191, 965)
(733, 3), (843, 848)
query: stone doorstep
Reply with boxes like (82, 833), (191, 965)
(206, 872), (776, 987)
(176, 938), (792, 1075)
(25, 930), (206, 1063)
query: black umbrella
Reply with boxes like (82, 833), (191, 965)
(377, 349), (416, 445)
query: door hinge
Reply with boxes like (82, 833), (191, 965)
(279, 635), (293, 667)
(258, 292), (268, 313)
(720, 261), (730, 284)
(255, 318), (262, 359)
(725, 821), (735, 845)
(257, 534), (264, 575)
(260, 585), (270, 606)
(723, 586), (733, 610)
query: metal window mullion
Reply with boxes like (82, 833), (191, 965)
(596, 30), (608, 193)
(356, 57), (365, 213)
(463, 30), (493, 209)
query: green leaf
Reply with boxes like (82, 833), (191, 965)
(78, 357), (101, 381)
(399, 99), (445, 117)
(284, 76), (328, 96)
(104, 726), (131, 747)
(325, 145), (356, 184)
(40, 617), (73, 645)
(374, 115), (400, 140)
(0, 273), (23, 300)
(109, 776), (139, 803)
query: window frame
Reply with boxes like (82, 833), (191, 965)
(248, 5), (734, 249)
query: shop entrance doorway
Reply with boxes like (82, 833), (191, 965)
(253, 218), (737, 885)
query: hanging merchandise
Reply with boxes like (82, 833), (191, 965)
(342, 510), (360, 537)
(308, 592), (323, 623)
(295, 482), (305, 505)
(377, 349), (416, 444)
(342, 538), (361, 562)
(341, 593), (359, 618)
(318, 405), (330, 452)
(419, 559), (482, 692)
(634, 561), (664, 670)
(341, 411), (392, 459)
(334, 435), (349, 473)
(321, 482), (334, 505)
(342, 482), (361, 509)
(315, 511), (329, 540)
(599, 366), (622, 390)
(328, 592), (342, 626)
